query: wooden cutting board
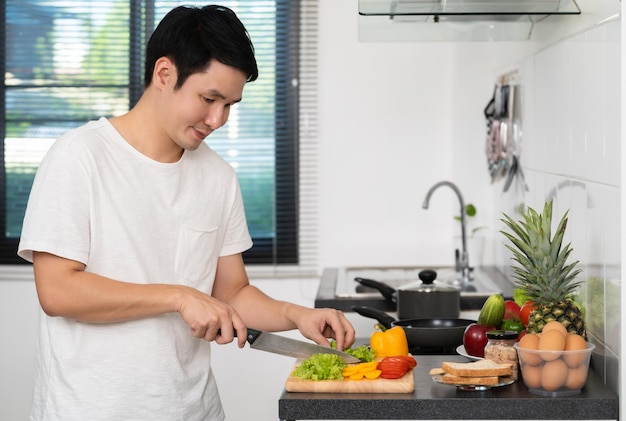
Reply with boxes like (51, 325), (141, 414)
(285, 366), (414, 393)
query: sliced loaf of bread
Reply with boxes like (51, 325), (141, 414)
(441, 374), (500, 386)
(441, 359), (512, 377)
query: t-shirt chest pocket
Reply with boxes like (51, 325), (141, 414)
(175, 223), (219, 285)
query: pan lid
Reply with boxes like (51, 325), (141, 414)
(398, 282), (460, 293)
(397, 269), (460, 293)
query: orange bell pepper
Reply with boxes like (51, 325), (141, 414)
(369, 324), (409, 358)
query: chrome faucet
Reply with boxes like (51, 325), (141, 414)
(422, 181), (471, 284)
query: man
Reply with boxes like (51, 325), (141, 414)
(18, 5), (354, 420)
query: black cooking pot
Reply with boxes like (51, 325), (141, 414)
(355, 269), (461, 319)
(352, 305), (473, 348)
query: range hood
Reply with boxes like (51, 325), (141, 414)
(358, 0), (582, 42)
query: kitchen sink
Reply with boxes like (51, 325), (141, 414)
(314, 265), (514, 313)
(334, 266), (504, 299)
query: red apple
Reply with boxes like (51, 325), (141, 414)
(463, 323), (495, 358)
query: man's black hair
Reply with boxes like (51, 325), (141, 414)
(144, 5), (259, 89)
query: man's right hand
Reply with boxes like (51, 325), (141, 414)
(175, 286), (247, 347)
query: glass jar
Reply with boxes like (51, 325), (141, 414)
(484, 330), (519, 380)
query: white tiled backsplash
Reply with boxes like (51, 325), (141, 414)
(493, 17), (621, 395)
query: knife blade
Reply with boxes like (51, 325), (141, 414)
(242, 328), (360, 363)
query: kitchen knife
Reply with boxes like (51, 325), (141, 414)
(241, 328), (360, 363)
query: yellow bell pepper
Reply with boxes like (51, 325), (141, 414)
(369, 324), (409, 358)
(342, 361), (382, 380)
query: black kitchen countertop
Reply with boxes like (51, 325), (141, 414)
(315, 266), (515, 313)
(278, 354), (618, 420)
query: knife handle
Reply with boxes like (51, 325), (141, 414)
(217, 327), (262, 344)
(244, 328), (262, 343)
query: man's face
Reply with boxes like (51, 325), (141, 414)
(162, 60), (247, 152)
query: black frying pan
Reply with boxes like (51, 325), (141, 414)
(352, 305), (474, 348)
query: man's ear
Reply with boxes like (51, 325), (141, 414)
(153, 57), (176, 90)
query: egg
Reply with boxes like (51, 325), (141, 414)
(565, 333), (587, 350)
(542, 321), (568, 337)
(518, 334), (542, 366)
(564, 333), (588, 367)
(538, 329), (566, 361)
(521, 364), (542, 389)
(541, 359), (568, 391)
(565, 364), (589, 390)
(518, 333), (539, 349)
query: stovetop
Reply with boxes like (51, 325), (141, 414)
(334, 266), (504, 299)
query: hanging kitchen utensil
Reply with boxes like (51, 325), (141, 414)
(497, 84), (510, 119)
(503, 154), (518, 192)
(483, 85), (496, 120)
(486, 119), (508, 184)
(485, 84), (510, 184)
(484, 85), (496, 163)
(485, 71), (529, 192)
(501, 84), (528, 193)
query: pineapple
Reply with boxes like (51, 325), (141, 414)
(500, 200), (586, 338)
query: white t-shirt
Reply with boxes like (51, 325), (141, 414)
(18, 117), (253, 421)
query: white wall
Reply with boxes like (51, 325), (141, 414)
(315, 4), (525, 271)
(490, 4), (622, 398)
(0, 278), (38, 420)
(0, 1), (621, 420)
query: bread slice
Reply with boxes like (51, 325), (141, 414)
(441, 373), (500, 386)
(441, 360), (512, 377)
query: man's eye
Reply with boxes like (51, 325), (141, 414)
(203, 96), (214, 103)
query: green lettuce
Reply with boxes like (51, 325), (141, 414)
(292, 353), (346, 381)
(330, 340), (376, 362)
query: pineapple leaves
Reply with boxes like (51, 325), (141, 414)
(499, 199), (583, 303)
(540, 200), (553, 246)
(552, 208), (569, 263)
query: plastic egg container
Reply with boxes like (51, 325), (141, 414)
(514, 342), (595, 396)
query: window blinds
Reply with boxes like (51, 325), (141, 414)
(3, 1), (319, 274)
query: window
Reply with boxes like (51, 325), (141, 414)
(1, 0), (300, 265)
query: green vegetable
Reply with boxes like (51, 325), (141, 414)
(478, 293), (505, 327)
(513, 288), (532, 307)
(501, 318), (524, 335)
(330, 341), (376, 362)
(292, 354), (346, 381)
(346, 345), (376, 362)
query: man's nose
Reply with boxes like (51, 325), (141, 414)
(204, 107), (227, 130)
